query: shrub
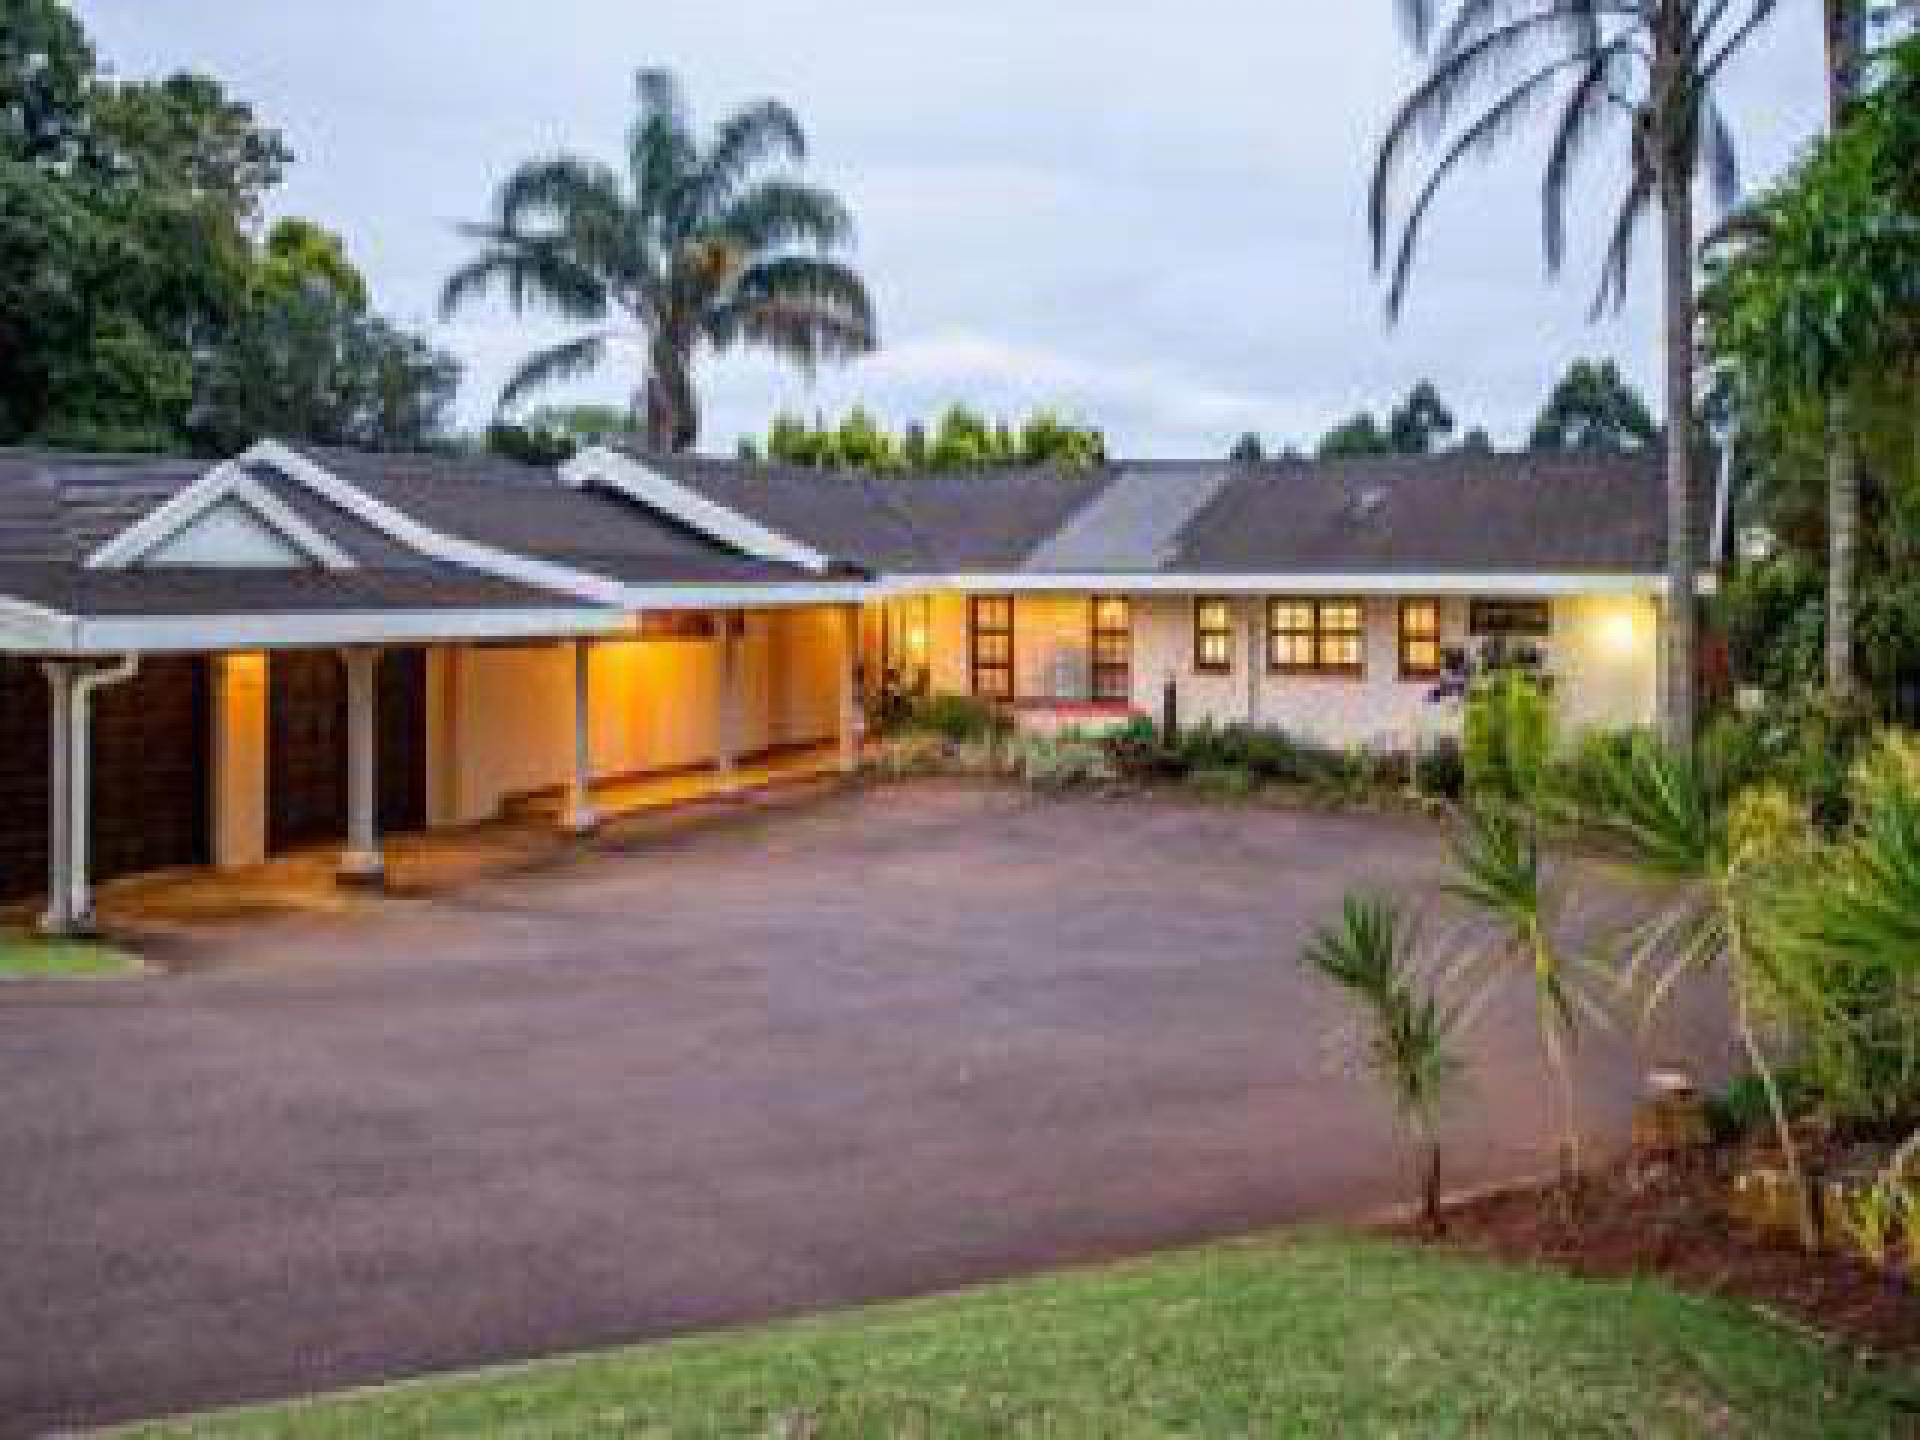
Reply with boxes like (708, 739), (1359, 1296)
(1189, 765), (1258, 800)
(1706, 1066), (1818, 1145)
(1414, 737), (1466, 801)
(1463, 671), (1553, 805)
(1017, 736), (1116, 791)
(904, 693), (1006, 744)
(869, 733), (949, 778)
(1104, 714), (1186, 782)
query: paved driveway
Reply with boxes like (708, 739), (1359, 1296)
(0, 782), (1722, 1434)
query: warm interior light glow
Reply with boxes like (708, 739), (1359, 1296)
(1601, 609), (1640, 655)
(906, 623), (928, 658)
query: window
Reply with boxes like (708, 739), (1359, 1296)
(1090, 596), (1131, 701)
(1268, 599), (1365, 677)
(1470, 598), (1551, 638)
(1399, 600), (1442, 679)
(1193, 598), (1234, 674)
(969, 595), (1014, 699)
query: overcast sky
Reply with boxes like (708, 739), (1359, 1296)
(75, 1), (1827, 457)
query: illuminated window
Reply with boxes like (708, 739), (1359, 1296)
(1193, 598), (1234, 674)
(970, 595), (1014, 699)
(1399, 600), (1442, 679)
(1469, 598), (1551, 638)
(1090, 596), (1131, 701)
(1268, 599), (1365, 678)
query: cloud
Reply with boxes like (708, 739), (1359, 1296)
(74, 0), (1828, 458)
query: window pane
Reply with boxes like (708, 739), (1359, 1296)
(1198, 600), (1229, 631)
(1406, 640), (1440, 673)
(975, 597), (1012, 628)
(975, 634), (1010, 664)
(1096, 636), (1129, 665)
(1321, 637), (1361, 669)
(1323, 603), (1361, 634)
(1094, 597), (1129, 630)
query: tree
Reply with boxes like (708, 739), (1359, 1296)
(1388, 379), (1455, 454)
(1302, 895), (1466, 1234)
(442, 68), (876, 452)
(1317, 411), (1393, 459)
(258, 217), (368, 311)
(1704, 36), (1920, 710)
(1229, 432), (1265, 463)
(1374, 1), (1781, 748)
(1529, 359), (1659, 454)
(746, 405), (1105, 471)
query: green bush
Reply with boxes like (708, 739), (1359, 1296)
(1188, 765), (1258, 800)
(1016, 736), (1117, 791)
(1706, 1067), (1818, 1145)
(1463, 671), (1553, 804)
(903, 693), (1007, 744)
(1414, 737), (1465, 800)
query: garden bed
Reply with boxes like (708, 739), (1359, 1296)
(1405, 1154), (1920, 1364)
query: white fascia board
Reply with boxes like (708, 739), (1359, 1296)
(0, 595), (80, 651)
(613, 580), (876, 610)
(58, 607), (632, 655)
(925, 572), (1673, 596)
(564, 447), (834, 574)
(243, 440), (634, 606)
(87, 460), (358, 571)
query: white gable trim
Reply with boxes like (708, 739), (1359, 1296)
(563, 447), (833, 574)
(238, 440), (634, 607)
(88, 460), (358, 571)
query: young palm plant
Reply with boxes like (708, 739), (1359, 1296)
(1372, 0), (1782, 746)
(1597, 737), (1824, 1247)
(1781, 745), (1920, 1176)
(443, 68), (875, 452)
(1447, 805), (1604, 1198)
(1302, 894), (1466, 1234)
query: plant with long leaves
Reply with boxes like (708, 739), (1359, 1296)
(1302, 894), (1469, 1233)
(1778, 740), (1920, 1174)
(1598, 736), (1824, 1247)
(1446, 804), (1608, 1196)
(1374, 0), (1781, 747)
(442, 68), (875, 452)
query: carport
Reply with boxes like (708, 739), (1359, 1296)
(0, 442), (872, 933)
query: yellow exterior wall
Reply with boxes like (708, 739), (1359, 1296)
(429, 609), (844, 825)
(909, 587), (1660, 747)
(210, 651), (268, 869)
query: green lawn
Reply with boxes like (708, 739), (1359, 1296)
(121, 1235), (1918, 1438)
(0, 935), (141, 979)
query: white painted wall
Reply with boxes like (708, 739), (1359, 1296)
(142, 499), (310, 568)
(893, 586), (1661, 749)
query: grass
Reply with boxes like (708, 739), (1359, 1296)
(120, 1234), (1918, 1438)
(0, 934), (140, 979)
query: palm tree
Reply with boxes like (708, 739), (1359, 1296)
(1373, 2), (1781, 748)
(1597, 738), (1824, 1247)
(443, 68), (876, 452)
(1823, 1), (1868, 703)
(1447, 805), (1606, 1197)
(1302, 895), (1467, 1233)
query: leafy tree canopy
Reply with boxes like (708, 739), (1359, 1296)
(1317, 381), (1462, 459)
(1528, 359), (1659, 455)
(739, 405), (1106, 471)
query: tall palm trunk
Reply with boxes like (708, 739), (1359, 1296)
(1825, 1), (1866, 703)
(1660, 160), (1698, 748)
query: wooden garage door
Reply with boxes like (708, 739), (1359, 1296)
(0, 657), (210, 903)
(267, 650), (426, 854)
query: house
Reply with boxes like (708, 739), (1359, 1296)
(0, 439), (1717, 933)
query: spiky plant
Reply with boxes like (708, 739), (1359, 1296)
(1599, 736), (1823, 1248)
(1372, 1), (1781, 746)
(1302, 894), (1466, 1233)
(1447, 804), (1605, 1197)
(443, 68), (875, 452)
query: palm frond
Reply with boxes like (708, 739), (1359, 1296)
(712, 255), (877, 363)
(1378, 52), (1592, 316)
(1700, 93), (1742, 211)
(630, 67), (698, 229)
(437, 229), (610, 322)
(1590, 166), (1654, 316)
(496, 156), (627, 231)
(715, 179), (855, 255)
(496, 330), (614, 413)
(1543, 39), (1635, 271)
(691, 98), (807, 218)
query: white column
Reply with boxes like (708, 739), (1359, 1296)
(39, 662), (73, 935)
(564, 639), (599, 832)
(41, 655), (139, 935)
(837, 604), (861, 774)
(338, 647), (385, 884)
(714, 613), (740, 793)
